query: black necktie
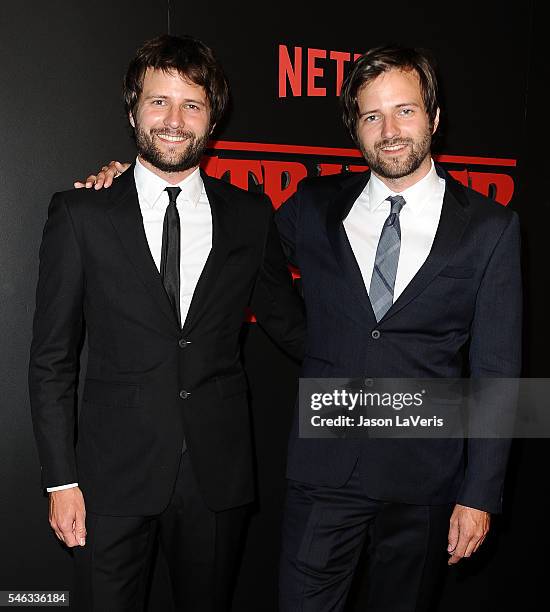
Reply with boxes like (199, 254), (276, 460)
(160, 186), (182, 326)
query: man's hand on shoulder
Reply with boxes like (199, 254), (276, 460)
(74, 161), (130, 190)
(447, 503), (490, 565)
(48, 486), (87, 547)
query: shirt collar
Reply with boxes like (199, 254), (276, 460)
(367, 159), (440, 214)
(134, 157), (203, 209)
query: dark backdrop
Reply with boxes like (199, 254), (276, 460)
(0, 1), (546, 610)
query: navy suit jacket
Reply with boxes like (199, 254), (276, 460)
(275, 165), (522, 513)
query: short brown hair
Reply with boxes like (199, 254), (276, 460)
(123, 34), (229, 129)
(340, 45), (439, 143)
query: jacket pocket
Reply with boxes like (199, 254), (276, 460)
(83, 379), (140, 408)
(438, 265), (474, 279)
(304, 353), (334, 366)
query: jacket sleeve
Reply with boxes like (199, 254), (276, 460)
(274, 187), (301, 268)
(457, 211), (522, 513)
(28, 193), (85, 489)
(249, 196), (305, 362)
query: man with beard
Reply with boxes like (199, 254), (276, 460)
(275, 46), (521, 610)
(29, 34), (304, 611)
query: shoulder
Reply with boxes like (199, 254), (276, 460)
(296, 171), (360, 197)
(47, 186), (114, 219)
(278, 172), (366, 220)
(445, 171), (518, 233)
(202, 173), (272, 216)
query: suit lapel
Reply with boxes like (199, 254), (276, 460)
(380, 167), (471, 322)
(106, 166), (180, 332)
(326, 171), (377, 324)
(181, 171), (233, 334)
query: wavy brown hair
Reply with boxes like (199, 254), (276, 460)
(123, 34), (229, 130)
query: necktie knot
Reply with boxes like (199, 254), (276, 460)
(165, 186), (182, 206)
(385, 195), (406, 227)
(387, 194), (406, 214)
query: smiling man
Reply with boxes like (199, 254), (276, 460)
(130, 67), (211, 174)
(29, 34), (304, 611)
(275, 46), (522, 611)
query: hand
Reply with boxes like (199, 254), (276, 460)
(48, 487), (87, 547)
(73, 161), (130, 190)
(447, 503), (490, 565)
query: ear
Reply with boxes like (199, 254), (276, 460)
(432, 107), (440, 134)
(129, 112), (135, 129)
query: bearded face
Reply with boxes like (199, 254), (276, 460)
(355, 68), (438, 185)
(134, 125), (210, 173)
(358, 127), (432, 180)
(131, 68), (211, 175)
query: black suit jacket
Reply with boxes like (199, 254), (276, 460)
(29, 167), (305, 516)
(275, 165), (522, 513)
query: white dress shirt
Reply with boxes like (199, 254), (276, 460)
(47, 158), (212, 492)
(343, 160), (445, 301)
(134, 157), (212, 322)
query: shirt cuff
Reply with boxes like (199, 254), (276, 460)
(46, 483), (79, 492)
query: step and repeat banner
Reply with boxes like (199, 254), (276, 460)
(0, 1), (544, 610)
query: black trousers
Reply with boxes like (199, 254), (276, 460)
(73, 451), (249, 611)
(279, 461), (452, 612)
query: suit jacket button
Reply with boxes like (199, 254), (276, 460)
(371, 330), (380, 339)
(179, 339), (190, 348)
(179, 390), (190, 399)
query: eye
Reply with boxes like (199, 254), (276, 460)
(364, 114), (378, 123)
(399, 108), (414, 116)
(151, 99), (166, 106)
(184, 103), (201, 111)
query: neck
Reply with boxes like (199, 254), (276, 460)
(373, 155), (433, 193)
(138, 156), (199, 184)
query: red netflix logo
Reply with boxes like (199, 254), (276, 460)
(278, 44), (363, 97)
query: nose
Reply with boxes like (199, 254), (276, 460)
(381, 114), (400, 140)
(164, 105), (184, 129)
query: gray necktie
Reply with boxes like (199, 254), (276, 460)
(369, 195), (406, 322)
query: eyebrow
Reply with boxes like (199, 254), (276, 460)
(143, 94), (206, 106)
(359, 102), (421, 117)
